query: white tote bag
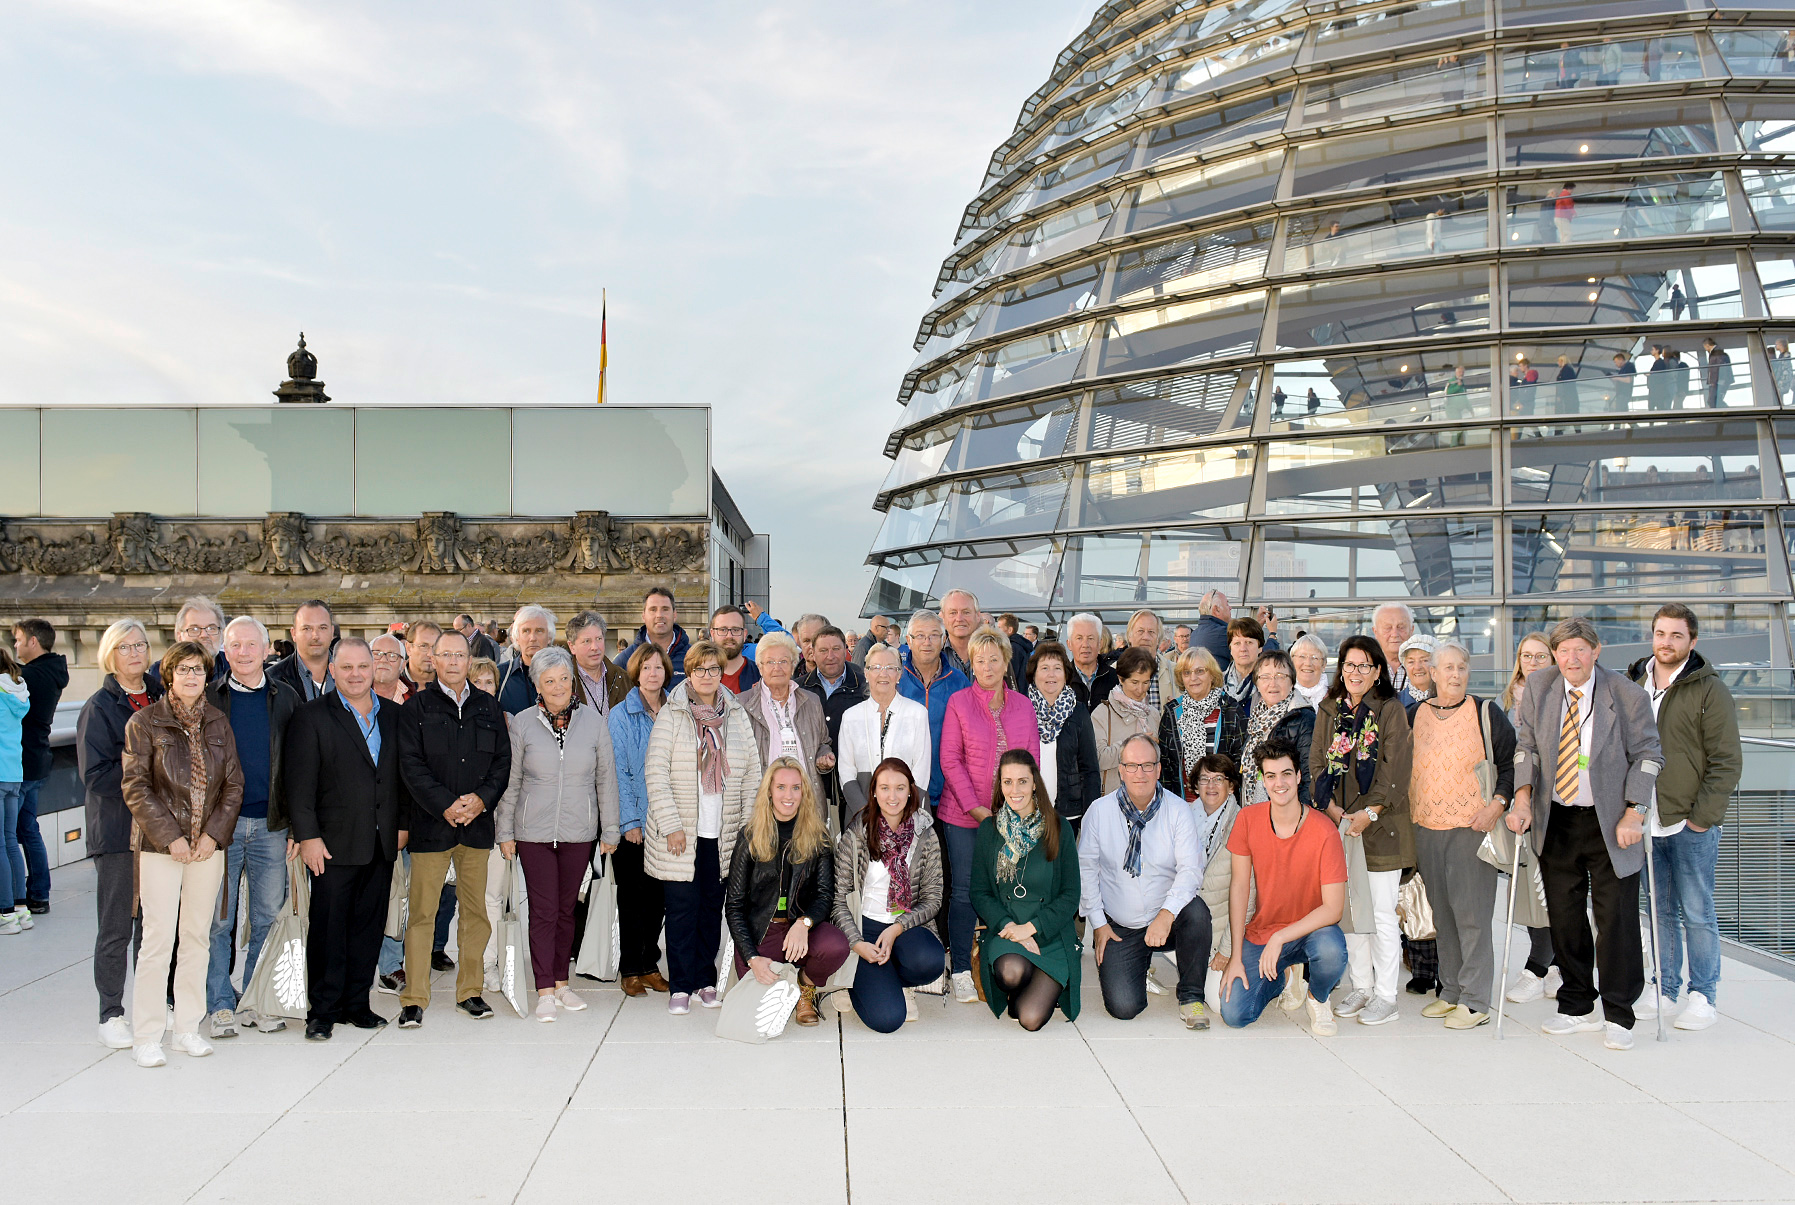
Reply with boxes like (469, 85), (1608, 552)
(497, 859), (534, 1018)
(573, 854), (620, 981)
(240, 855), (311, 1021)
(714, 961), (801, 1044)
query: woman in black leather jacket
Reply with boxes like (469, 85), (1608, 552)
(723, 756), (849, 1026)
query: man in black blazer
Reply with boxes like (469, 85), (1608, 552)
(284, 638), (407, 1041)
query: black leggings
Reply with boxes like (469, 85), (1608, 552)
(992, 953), (1063, 1032)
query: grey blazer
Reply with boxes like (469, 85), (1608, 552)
(1511, 664), (1662, 878)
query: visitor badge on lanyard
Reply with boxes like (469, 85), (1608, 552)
(779, 725), (800, 759)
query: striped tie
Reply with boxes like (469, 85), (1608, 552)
(1555, 687), (1582, 805)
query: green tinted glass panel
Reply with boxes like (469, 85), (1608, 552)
(0, 411), (39, 513)
(198, 408), (355, 516)
(512, 407), (708, 517)
(41, 408), (196, 516)
(353, 408), (510, 516)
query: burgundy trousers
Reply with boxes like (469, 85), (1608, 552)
(516, 840), (595, 990)
(734, 918), (851, 984)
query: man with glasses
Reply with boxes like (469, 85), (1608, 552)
(710, 605), (761, 695)
(369, 633), (411, 703)
(201, 616), (303, 1039)
(147, 596), (229, 688)
(566, 610), (629, 714)
(852, 615), (893, 667)
(271, 599), (336, 702)
(1080, 733), (1213, 1029)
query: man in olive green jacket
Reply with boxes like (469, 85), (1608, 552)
(1627, 604), (1741, 1032)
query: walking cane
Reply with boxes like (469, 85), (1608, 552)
(1496, 828), (1523, 1040)
(1641, 818), (1669, 1043)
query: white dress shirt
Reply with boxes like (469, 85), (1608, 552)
(1552, 676), (1595, 808)
(1077, 788), (1202, 930)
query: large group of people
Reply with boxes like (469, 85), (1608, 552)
(0, 587), (1743, 1065)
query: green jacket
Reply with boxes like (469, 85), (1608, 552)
(1627, 652), (1741, 829)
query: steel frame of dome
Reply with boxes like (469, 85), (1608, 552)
(862, 0), (1795, 668)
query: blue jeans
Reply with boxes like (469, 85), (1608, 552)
(1219, 925), (1348, 1029)
(850, 917), (947, 1034)
(0, 782), (23, 911)
(206, 816), (291, 1014)
(1651, 823), (1722, 1005)
(19, 777), (50, 902)
(941, 823), (978, 975)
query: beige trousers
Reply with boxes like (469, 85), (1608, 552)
(133, 850), (228, 1045)
(403, 846), (491, 1007)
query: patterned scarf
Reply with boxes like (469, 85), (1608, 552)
(1106, 690), (1156, 729)
(169, 696), (209, 845)
(1120, 785), (1165, 877)
(689, 694), (730, 797)
(993, 802), (1043, 884)
(1174, 687), (1226, 773)
(1239, 694), (1295, 804)
(1030, 684), (1077, 745)
(1315, 698), (1380, 809)
(537, 700), (575, 750)
(874, 810), (917, 911)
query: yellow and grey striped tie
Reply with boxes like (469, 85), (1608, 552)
(1555, 687), (1582, 805)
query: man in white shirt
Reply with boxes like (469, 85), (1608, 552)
(1079, 734), (1212, 1029)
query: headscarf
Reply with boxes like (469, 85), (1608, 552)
(1239, 694), (1295, 804)
(874, 810), (917, 911)
(689, 693), (731, 797)
(1030, 684), (1077, 745)
(1119, 784), (1165, 877)
(1174, 686), (1226, 773)
(169, 695), (209, 846)
(993, 802), (1043, 884)
(1314, 699), (1380, 810)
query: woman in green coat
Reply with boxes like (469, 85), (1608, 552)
(972, 749), (1081, 1030)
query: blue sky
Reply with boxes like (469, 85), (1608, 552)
(0, 0), (1094, 626)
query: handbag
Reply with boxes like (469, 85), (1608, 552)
(240, 854), (311, 1021)
(384, 853), (410, 941)
(714, 961), (801, 1043)
(1477, 824), (1552, 929)
(1398, 873), (1436, 941)
(1470, 699), (1499, 806)
(1339, 823), (1377, 936)
(572, 853), (620, 981)
(497, 859), (534, 1018)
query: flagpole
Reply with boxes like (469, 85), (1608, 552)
(597, 289), (607, 405)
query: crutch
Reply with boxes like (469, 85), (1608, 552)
(1495, 828), (1523, 1040)
(1641, 818), (1669, 1043)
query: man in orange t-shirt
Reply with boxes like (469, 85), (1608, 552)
(1219, 740), (1350, 1034)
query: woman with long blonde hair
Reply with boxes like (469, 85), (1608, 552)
(722, 757), (849, 1025)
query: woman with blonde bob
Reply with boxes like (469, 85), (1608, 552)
(723, 757), (848, 1026)
(1158, 646), (1245, 801)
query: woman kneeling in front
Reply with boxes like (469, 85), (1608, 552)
(833, 758), (945, 1032)
(724, 757), (851, 1026)
(972, 750), (1081, 1031)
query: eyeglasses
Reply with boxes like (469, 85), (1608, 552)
(1120, 761), (1158, 773)
(179, 624), (222, 637)
(171, 664), (209, 678)
(689, 666), (723, 678)
(710, 625), (746, 637)
(372, 652), (403, 662)
(1341, 661), (1376, 673)
(116, 641), (149, 655)
(1519, 651), (1552, 664)
(1196, 774), (1230, 787)
(867, 664), (900, 674)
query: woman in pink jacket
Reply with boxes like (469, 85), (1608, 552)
(939, 627), (1041, 1003)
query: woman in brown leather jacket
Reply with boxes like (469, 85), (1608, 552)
(121, 641), (243, 1067)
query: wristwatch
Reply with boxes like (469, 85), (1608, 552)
(1364, 807), (1381, 822)
(1630, 802), (1649, 817)
(798, 916), (814, 929)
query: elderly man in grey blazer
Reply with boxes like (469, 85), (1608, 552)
(1508, 617), (1662, 1051)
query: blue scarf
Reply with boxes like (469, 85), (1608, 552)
(1120, 785), (1165, 878)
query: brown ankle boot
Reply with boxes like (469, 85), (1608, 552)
(620, 975), (646, 998)
(640, 971), (671, 993)
(794, 982), (819, 1026)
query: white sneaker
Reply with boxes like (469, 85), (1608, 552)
(1145, 968), (1166, 996)
(1543, 966), (1562, 999)
(555, 986), (587, 1012)
(0, 912), (20, 935)
(484, 967), (501, 993)
(1506, 970), (1544, 1004)
(1278, 966), (1307, 1013)
(168, 1032), (214, 1058)
(6, 907), (32, 930)
(1306, 996), (1337, 1037)
(1540, 1011), (1604, 1036)
(534, 995), (557, 1023)
(1334, 989), (1371, 1018)
(1603, 1022), (1635, 1051)
(98, 1016), (134, 1049)
(1675, 991), (1718, 1031)
(904, 988), (918, 1022)
(952, 971), (978, 1004)
(257, 1015), (287, 1034)
(133, 1043), (167, 1068)
(210, 1009), (238, 1039)
(1634, 987), (1682, 1020)
(1357, 996), (1398, 1026)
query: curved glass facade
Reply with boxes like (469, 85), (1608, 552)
(864, 0), (1795, 667)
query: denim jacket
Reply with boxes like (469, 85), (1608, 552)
(608, 687), (659, 834)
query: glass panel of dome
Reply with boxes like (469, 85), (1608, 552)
(991, 196), (1118, 279)
(1770, 340), (1795, 406)
(1273, 266), (1491, 352)
(1502, 104), (1720, 169)
(1036, 74), (1159, 158)
(1502, 173), (1732, 248)
(1777, 421), (1795, 494)
(1078, 445), (1255, 524)
(863, 551), (940, 617)
(968, 320), (1098, 406)
(1509, 419), (1767, 507)
(1302, 56), (1487, 128)
(950, 395), (1082, 473)
(870, 483), (950, 553)
(989, 262), (1103, 338)
(1268, 604), (1501, 660)
(1501, 36), (1704, 95)
(930, 538), (1065, 610)
(1712, 28), (1795, 77)
(1258, 517), (1496, 600)
(1314, 0), (1484, 56)
(1094, 290), (1266, 376)
(1160, 26), (1303, 102)
(1511, 602), (1776, 667)
(1141, 92), (1294, 171)
(1292, 120), (1488, 198)
(1506, 335), (1754, 417)
(1730, 101), (1795, 154)
(1124, 149), (1284, 234)
(1511, 511), (1773, 597)
(1284, 192), (1488, 273)
(1056, 528), (1249, 607)
(879, 433), (955, 497)
(899, 354), (973, 423)
(968, 139), (1134, 236)
(1743, 169), (1795, 231)
(1500, 0), (1690, 24)
(1761, 257), (1795, 318)
(1087, 370), (1253, 451)
(1263, 430), (1494, 516)
(933, 467), (1072, 542)
(1111, 221), (1276, 304)
(1267, 349), (1495, 434)
(1506, 252), (1744, 329)
(0, 409), (37, 513)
